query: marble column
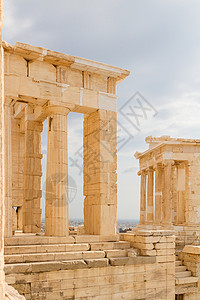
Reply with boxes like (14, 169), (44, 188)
(154, 164), (162, 225)
(23, 104), (43, 233)
(163, 160), (174, 226)
(139, 170), (147, 224)
(147, 168), (154, 223)
(176, 163), (186, 224)
(4, 102), (12, 237)
(45, 106), (69, 236)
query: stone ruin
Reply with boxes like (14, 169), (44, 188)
(1, 1), (200, 299)
(135, 135), (200, 245)
(3, 39), (127, 238)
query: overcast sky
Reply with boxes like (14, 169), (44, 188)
(3, 0), (200, 220)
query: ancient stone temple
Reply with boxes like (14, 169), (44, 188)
(135, 136), (200, 245)
(3, 40), (128, 238)
(131, 135), (200, 299)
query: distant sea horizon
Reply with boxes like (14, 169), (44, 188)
(41, 218), (138, 233)
(41, 218), (139, 223)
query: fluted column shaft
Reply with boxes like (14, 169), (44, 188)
(154, 165), (162, 225)
(4, 102), (12, 236)
(163, 161), (174, 225)
(147, 168), (154, 223)
(23, 105), (43, 233)
(176, 163), (186, 224)
(45, 106), (69, 236)
(139, 171), (146, 224)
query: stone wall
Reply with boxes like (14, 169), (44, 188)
(0, 0), (5, 296)
(0, 44), (5, 300)
(6, 259), (175, 300)
(123, 230), (175, 298)
(5, 230), (175, 299)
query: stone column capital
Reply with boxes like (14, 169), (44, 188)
(138, 168), (148, 176)
(46, 105), (71, 116)
(162, 159), (175, 167)
(146, 167), (154, 173)
(153, 163), (163, 171)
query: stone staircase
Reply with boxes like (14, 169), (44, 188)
(175, 256), (199, 295)
(4, 234), (158, 299)
(4, 235), (132, 276)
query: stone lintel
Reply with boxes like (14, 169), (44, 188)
(9, 89), (117, 122)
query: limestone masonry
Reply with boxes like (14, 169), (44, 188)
(1, 0), (200, 299)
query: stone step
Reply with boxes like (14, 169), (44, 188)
(4, 243), (90, 255)
(176, 277), (199, 285)
(5, 236), (75, 246)
(5, 251), (107, 264)
(4, 241), (130, 256)
(175, 271), (192, 278)
(105, 250), (128, 258)
(175, 266), (187, 272)
(4, 260), (106, 275)
(175, 260), (182, 266)
(5, 234), (118, 246)
(4, 256), (155, 275)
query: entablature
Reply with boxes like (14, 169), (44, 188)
(3, 41), (130, 115)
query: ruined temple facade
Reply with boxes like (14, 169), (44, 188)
(2, 41), (129, 238)
(136, 136), (200, 246)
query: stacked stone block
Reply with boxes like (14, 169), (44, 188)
(0, 0), (5, 297)
(83, 110), (117, 235)
(123, 230), (175, 298)
(124, 230), (175, 259)
(4, 231), (175, 299)
(0, 38), (4, 300)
